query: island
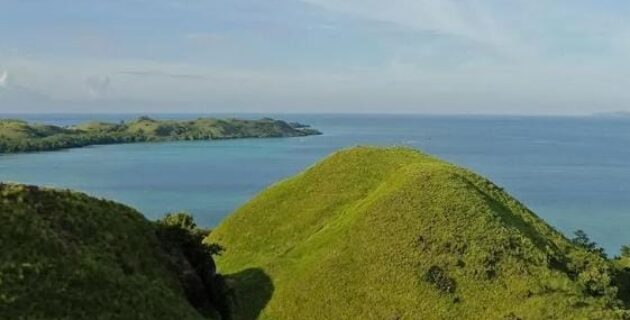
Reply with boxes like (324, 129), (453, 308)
(0, 116), (321, 153)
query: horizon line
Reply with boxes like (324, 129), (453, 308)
(0, 111), (627, 118)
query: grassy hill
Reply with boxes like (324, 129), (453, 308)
(0, 184), (223, 319)
(0, 119), (74, 140)
(208, 147), (630, 319)
(2, 146), (628, 319)
(0, 117), (321, 153)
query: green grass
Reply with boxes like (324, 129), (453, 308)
(0, 119), (73, 140)
(0, 117), (321, 153)
(208, 146), (629, 319)
(2, 146), (628, 319)
(0, 184), (215, 319)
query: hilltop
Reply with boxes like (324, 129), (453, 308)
(0, 184), (226, 319)
(0, 116), (321, 153)
(208, 147), (630, 319)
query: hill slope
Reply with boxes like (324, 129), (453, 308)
(0, 184), (219, 319)
(208, 147), (628, 319)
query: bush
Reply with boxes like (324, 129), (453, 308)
(424, 266), (457, 294)
(572, 230), (607, 258)
(156, 212), (227, 317)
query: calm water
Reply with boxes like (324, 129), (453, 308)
(1, 114), (629, 254)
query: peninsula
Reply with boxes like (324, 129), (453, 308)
(0, 116), (321, 154)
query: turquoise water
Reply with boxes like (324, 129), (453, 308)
(1, 114), (629, 254)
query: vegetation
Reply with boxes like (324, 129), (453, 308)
(0, 184), (223, 319)
(1, 146), (629, 319)
(572, 229), (607, 258)
(614, 245), (630, 309)
(0, 117), (321, 153)
(156, 212), (228, 318)
(208, 146), (630, 319)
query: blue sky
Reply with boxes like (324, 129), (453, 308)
(1, 0), (630, 114)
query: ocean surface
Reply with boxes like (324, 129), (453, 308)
(1, 113), (629, 254)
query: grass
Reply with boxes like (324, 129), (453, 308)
(0, 119), (73, 140)
(208, 146), (629, 319)
(2, 146), (628, 319)
(0, 184), (214, 319)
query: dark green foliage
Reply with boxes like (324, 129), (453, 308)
(566, 230), (614, 298)
(504, 313), (522, 320)
(614, 265), (630, 309)
(0, 184), (211, 319)
(613, 249), (630, 309)
(137, 116), (154, 122)
(424, 266), (457, 294)
(0, 117), (321, 154)
(572, 229), (607, 258)
(156, 212), (225, 270)
(156, 212), (228, 318)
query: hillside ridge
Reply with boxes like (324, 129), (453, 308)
(0, 183), (224, 319)
(208, 146), (630, 319)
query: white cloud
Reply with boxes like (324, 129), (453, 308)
(0, 68), (54, 108)
(300, 0), (630, 61)
(85, 76), (111, 98)
(3, 54), (630, 115)
(300, 0), (520, 50)
(3, 1), (630, 114)
(117, 70), (205, 80)
(0, 71), (8, 88)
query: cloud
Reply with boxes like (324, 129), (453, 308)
(2, 53), (630, 115)
(85, 76), (111, 98)
(0, 73), (54, 107)
(0, 71), (8, 88)
(300, 0), (517, 49)
(299, 0), (630, 61)
(3, 1), (630, 114)
(117, 70), (205, 80)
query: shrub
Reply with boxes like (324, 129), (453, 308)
(156, 212), (227, 317)
(424, 266), (457, 294)
(572, 230), (607, 258)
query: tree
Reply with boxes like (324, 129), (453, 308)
(155, 212), (227, 316)
(137, 116), (154, 122)
(620, 245), (630, 258)
(571, 230), (607, 258)
(159, 211), (197, 230)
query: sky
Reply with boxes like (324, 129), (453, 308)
(1, 0), (630, 114)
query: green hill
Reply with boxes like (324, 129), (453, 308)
(2, 146), (628, 319)
(0, 184), (224, 319)
(0, 119), (74, 140)
(0, 117), (321, 153)
(208, 147), (629, 319)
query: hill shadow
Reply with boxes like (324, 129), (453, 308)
(224, 268), (274, 320)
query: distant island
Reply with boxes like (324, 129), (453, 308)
(0, 116), (321, 154)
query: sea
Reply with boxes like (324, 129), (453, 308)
(1, 113), (629, 254)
